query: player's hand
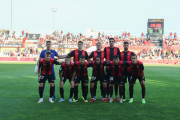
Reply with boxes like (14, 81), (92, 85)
(70, 81), (74, 87)
(38, 76), (40, 82)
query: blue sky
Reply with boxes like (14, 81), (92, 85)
(1, 0), (180, 36)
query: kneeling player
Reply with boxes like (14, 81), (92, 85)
(59, 56), (75, 102)
(38, 52), (62, 103)
(127, 54), (146, 104)
(89, 56), (108, 103)
(72, 55), (90, 102)
(107, 55), (126, 103)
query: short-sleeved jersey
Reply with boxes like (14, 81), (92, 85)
(39, 49), (58, 70)
(68, 50), (88, 63)
(121, 51), (135, 73)
(107, 61), (126, 76)
(73, 61), (90, 76)
(59, 62), (74, 77)
(127, 60), (144, 76)
(89, 61), (107, 76)
(88, 51), (105, 61)
(104, 47), (121, 61)
(39, 58), (59, 75)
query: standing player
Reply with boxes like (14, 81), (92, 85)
(121, 42), (135, 101)
(88, 42), (105, 100)
(72, 56), (90, 102)
(36, 41), (66, 100)
(58, 56), (75, 103)
(88, 56), (107, 103)
(68, 41), (88, 100)
(37, 52), (63, 103)
(107, 55), (125, 103)
(104, 38), (121, 100)
(127, 54), (146, 104)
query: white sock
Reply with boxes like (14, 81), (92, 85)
(131, 98), (133, 100)
(40, 98), (43, 101)
(142, 98), (145, 100)
(115, 95), (117, 98)
(49, 98), (52, 100)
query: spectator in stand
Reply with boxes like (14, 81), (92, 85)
(122, 32), (124, 38)
(141, 32), (144, 38)
(125, 31), (127, 38)
(26, 30), (29, 37)
(128, 32), (130, 37)
(174, 32), (177, 39)
(22, 30), (24, 36)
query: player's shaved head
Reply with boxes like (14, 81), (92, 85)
(109, 38), (115, 47)
(78, 41), (83, 50)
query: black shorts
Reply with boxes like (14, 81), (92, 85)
(109, 76), (124, 84)
(39, 74), (54, 83)
(123, 72), (131, 83)
(74, 76), (89, 84)
(61, 77), (72, 83)
(90, 76), (107, 83)
(130, 76), (145, 84)
(106, 69), (111, 82)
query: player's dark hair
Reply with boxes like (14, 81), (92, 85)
(46, 51), (51, 56)
(124, 41), (129, 45)
(78, 41), (83, 44)
(46, 41), (51, 44)
(113, 55), (119, 59)
(65, 56), (71, 59)
(95, 56), (100, 60)
(80, 55), (85, 59)
(109, 38), (115, 41)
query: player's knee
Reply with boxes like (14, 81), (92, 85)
(141, 80), (145, 85)
(110, 84), (114, 87)
(102, 83), (107, 88)
(90, 83), (94, 88)
(60, 83), (64, 88)
(75, 83), (79, 86)
(39, 83), (43, 87)
(50, 83), (54, 87)
(84, 83), (88, 86)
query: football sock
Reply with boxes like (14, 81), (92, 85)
(74, 86), (78, 100)
(107, 83), (109, 96)
(70, 88), (74, 99)
(94, 83), (97, 96)
(115, 84), (118, 97)
(100, 84), (103, 96)
(60, 88), (64, 99)
(50, 86), (54, 98)
(42, 82), (45, 96)
(141, 84), (146, 99)
(39, 86), (43, 98)
(119, 86), (123, 98)
(129, 84), (134, 98)
(81, 83), (84, 97)
(109, 86), (113, 98)
(90, 87), (94, 98)
(103, 88), (107, 98)
(123, 85), (125, 99)
(84, 86), (88, 100)
(53, 84), (55, 98)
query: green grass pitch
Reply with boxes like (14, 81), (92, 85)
(0, 62), (180, 120)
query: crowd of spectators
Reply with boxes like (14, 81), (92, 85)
(0, 30), (180, 59)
